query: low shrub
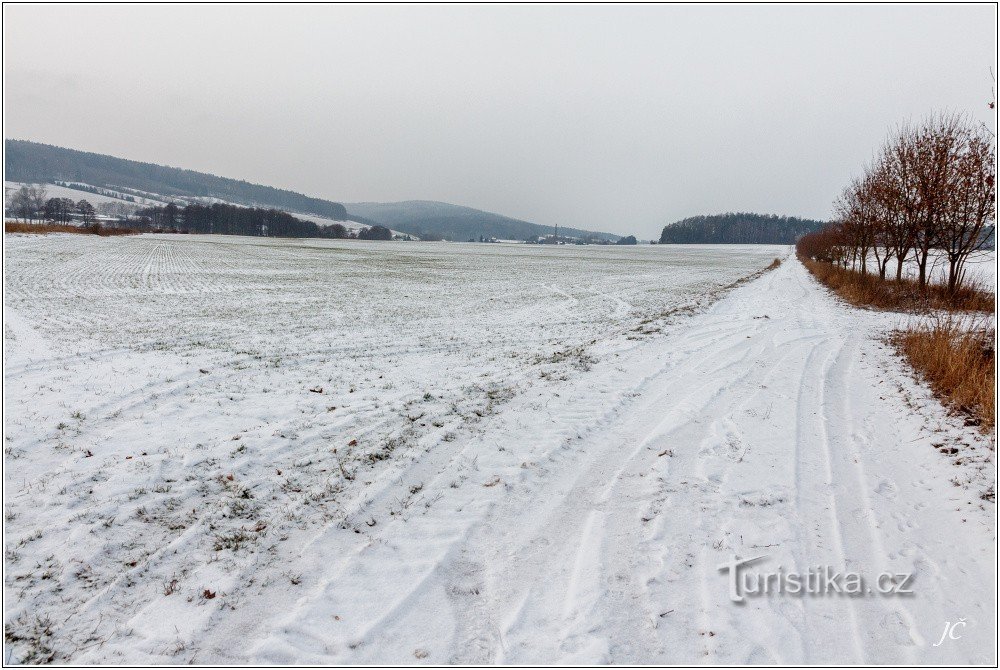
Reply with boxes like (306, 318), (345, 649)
(894, 316), (995, 432)
(4, 221), (138, 236)
(801, 257), (993, 313)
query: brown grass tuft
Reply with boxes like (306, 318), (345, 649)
(801, 257), (993, 313)
(5, 221), (138, 237)
(894, 316), (995, 432)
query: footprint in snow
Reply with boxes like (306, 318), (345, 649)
(878, 610), (917, 646)
(875, 479), (898, 499)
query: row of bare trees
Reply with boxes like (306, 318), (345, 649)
(5, 184), (49, 222)
(799, 113), (995, 293)
(5, 184), (141, 225)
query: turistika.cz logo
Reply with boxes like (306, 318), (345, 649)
(717, 555), (915, 603)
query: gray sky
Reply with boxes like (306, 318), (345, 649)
(3, 4), (996, 237)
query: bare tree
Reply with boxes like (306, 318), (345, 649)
(836, 170), (890, 276)
(870, 151), (913, 281)
(824, 113), (994, 294)
(43, 197), (75, 223)
(940, 124), (996, 292)
(97, 200), (138, 222)
(77, 199), (97, 225)
(880, 127), (924, 281)
(911, 113), (969, 288)
(9, 186), (33, 222)
(28, 185), (47, 222)
(866, 164), (896, 280)
(9, 184), (47, 222)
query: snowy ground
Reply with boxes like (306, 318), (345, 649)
(4, 180), (406, 237)
(4, 181), (167, 208)
(2, 235), (995, 664)
(857, 248), (996, 290)
(287, 212), (408, 238)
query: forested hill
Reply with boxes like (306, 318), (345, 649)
(5, 140), (349, 220)
(659, 212), (827, 244)
(5, 140), (617, 242)
(344, 201), (618, 242)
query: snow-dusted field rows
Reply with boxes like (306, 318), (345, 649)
(3, 235), (785, 663)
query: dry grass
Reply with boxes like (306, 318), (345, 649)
(803, 256), (995, 433)
(801, 257), (993, 313)
(894, 316), (995, 432)
(5, 221), (138, 237)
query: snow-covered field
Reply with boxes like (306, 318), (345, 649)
(3, 235), (995, 664)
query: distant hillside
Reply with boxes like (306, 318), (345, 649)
(5, 139), (349, 220)
(346, 201), (618, 242)
(660, 212), (826, 244)
(6, 140), (617, 243)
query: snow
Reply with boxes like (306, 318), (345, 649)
(287, 211), (411, 238)
(3, 235), (994, 664)
(859, 248), (996, 290)
(4, 180), (413, 237)
(4, 181), (167, 208)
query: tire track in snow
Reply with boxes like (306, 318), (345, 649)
(822, 332), (921, 661)
(244, 261), (787, 664)
(792, 338), (868, 663)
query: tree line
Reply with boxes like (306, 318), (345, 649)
(6, 184), (138, 224)
(660, 212), (826, 244)
(135, 202), (394, 240)
(797, 113), (995, 292)
(56, 181), (137, 202)
(5, 185), (396, 240)
(6, 184), (48, 221)
(42, 197), (96, 224)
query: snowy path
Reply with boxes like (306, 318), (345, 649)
(238, 259), (994, 665)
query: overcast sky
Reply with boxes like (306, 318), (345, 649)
(4, 4), (996, 237)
